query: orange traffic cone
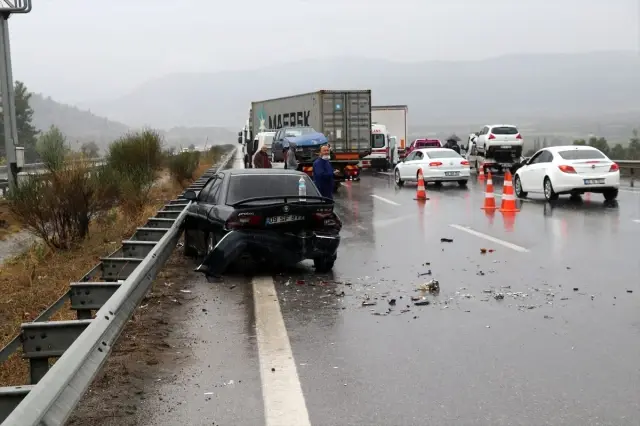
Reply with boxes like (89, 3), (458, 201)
(415, 168), (429, 200)
(499, 170), (520, 213)
(481, 171), (497, 210)
(478, 163), (485, 181)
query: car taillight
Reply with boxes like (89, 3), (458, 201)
(460, 160), (470, 166)
(515, 134), (522, 139)
(314, 211), (341, 229)
(609, 163), (619, 172)
(558, 165), (576, 173)
(429, 161), (442, 167)
(488, 134), (496, 140)
(225, 213), (262, 229)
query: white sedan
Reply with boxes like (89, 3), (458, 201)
(513, 145), (620, 201)
(394, 148), (471, 187)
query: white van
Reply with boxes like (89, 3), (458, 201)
(251, 131), (276, 164)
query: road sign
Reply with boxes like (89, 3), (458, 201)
(0, 0), (31, 13)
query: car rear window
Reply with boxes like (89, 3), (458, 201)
(426, 150), (462, 159)
(226, 174), (320, 204)
(490, 126), (519, 135)
(557, 149), (606, 160)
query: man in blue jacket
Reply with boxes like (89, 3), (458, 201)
(313, 145), (334, 199)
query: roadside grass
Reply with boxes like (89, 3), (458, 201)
(0, 201), (23, 240)
(0, 168), (198, 387)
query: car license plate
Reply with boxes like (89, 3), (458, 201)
(500, 145), (511, 149)
(266, 215), (304, 224)
(445, 171), (460, 177)
(584, 179), (605, 185)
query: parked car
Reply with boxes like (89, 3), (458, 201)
(394, 148), (470, 187)
(513, 145), (620, 201)
(183, 169), (342, 275)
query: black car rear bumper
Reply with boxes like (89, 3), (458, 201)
(197, 229), (340, 275)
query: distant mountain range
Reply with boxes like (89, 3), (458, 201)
(29, 94), (236, 153)
(83, 51), (640, 133)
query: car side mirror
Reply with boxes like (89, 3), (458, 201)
(183, 190), (198, 201)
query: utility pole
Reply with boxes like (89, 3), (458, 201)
(0, 0), (31, 189)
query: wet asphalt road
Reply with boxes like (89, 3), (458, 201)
(138, 165), (640, 426)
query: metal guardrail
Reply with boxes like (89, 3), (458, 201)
(0, 148), (237, 425)
(616, 160), (640, 187)
(0, 159), (106, 197)
(0, 158), (104, 175)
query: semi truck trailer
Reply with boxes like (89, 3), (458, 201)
(250, 90), (372, 185)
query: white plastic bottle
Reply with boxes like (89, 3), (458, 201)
(298, 176), (306, 202)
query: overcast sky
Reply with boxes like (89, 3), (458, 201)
(7, 0), (639, 103)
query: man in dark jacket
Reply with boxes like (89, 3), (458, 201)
(313, 145), (334, 199)
(253, 145), (272, 168)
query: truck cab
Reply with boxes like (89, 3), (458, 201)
(362, 123), (392, 171)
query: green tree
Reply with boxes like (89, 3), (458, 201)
(628, 129), (640, 160)
(573, 139), (587, 145)
(0, 81), (40, 162)
(80, 141), (100, 158)
(188, 143), (195, 151)
(36, 126), (68, 171)
(587, 136), (610, 155)
(610, 143), (627, 160)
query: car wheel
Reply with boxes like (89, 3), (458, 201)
(603, 188), (618, 201)
(394, 169), (404, 187)
(514, 175), (528, 198)
(458, 180), (468, 187)
(543, 177), (559, 201)
(434, 181), (443, 187)
(314, 257), (335, 273)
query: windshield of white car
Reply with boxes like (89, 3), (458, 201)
(226, 174), (320, 205)
(557, 150), (606, 160)
(490, 126), (519, 135)
(426, 151), (462, 159)
(371, 133), (385, 148)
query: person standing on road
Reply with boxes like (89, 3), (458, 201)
(285, 143), (298, 170)
(253, 145), (272, 168)
(313, 145), (334, 199)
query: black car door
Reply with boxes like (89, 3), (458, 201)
(201, 173), (226, 246)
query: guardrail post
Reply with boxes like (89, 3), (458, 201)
(630, 168), (634, 188)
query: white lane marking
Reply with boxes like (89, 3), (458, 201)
(253, 276), (311, 426)
(378, 171), (393, 176)
(371, 194), (401, 206)
(619, 189), (640, 194)
(449, 224), (530, 252)
(633, 219), (640, 223)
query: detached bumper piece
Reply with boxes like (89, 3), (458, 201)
(196, 230), (340, 276)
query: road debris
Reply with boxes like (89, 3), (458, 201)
(362, 301), (377, 307)
(418, 270), (432, 277)
(494, 293), (505, 300)
(388, 298), (396, 306)
(414, 298), (430, 306)
(440, 238), (454, 243)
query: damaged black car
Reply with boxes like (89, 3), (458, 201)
(182, 169), (342, 276)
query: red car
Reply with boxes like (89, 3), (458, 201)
(402, 139), (443, 158)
